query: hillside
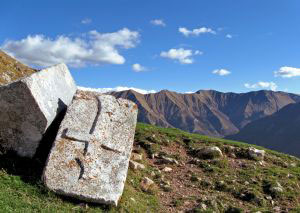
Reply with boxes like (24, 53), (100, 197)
(0, 50), (36, 85)
(110, 89), (300, 137)
(226, 102), (300, 158)
(1, 123), (300, 212)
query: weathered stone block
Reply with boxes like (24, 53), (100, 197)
(43, 90), (138, 206)
(0, 63), (76, 157)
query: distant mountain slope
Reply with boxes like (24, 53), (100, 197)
(0, 50), (36, 85)
(110, 89), (300, 137)
(226, 102), (300, 157)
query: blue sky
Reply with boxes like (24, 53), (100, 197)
(1, 0), (300, 94)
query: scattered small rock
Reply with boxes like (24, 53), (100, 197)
(195, 146), (223, 159)
(151, 153), (159, 159)
(199, 203), (207, 210)
(162, 167), (173, 172)
(160, 156), (179, 165)
(248, 147), (265, 160)
(129, 160), (145, 170)
(267, 182), (284, 198)
(265, 196), (272, 200)
(140, 177), (154, 192)
(131, 153), (143, 161)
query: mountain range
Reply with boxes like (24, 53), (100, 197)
(111, 89), (300, 156)
(226, 101), (300, 157)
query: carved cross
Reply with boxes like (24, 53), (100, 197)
(61, 96), (123, 181)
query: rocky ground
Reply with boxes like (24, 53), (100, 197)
(1, 123), (300, 212)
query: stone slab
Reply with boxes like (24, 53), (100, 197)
(43, 90), (138, 206)
(0, 63), (76, 157)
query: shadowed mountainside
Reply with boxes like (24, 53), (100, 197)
(110, 89), (300, 138)
(0, 50), (36, 85)
(226, 102), (300, 157)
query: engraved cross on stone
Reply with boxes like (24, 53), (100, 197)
(61, 96), (122, 181)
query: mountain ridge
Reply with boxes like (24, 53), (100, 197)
(110, 89), (300, 138)
(226, 101), (300, 157)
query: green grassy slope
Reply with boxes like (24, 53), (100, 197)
(1, 123), (300, 212)
(0, 50), (36, 85)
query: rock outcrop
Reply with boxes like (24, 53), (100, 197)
(0, 63), (76, 157)
(43, 90), (138, 206)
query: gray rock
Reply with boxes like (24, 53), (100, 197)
(129, 160), (145, 170)
(43, 90), (138, 206)
(162, 167), (173, 172)
(0, 63), (76, 157)
(248, 147), (265, 160)
(196, 146), (223, 159)
(160, 156), (179, 164)
(140, 177), (154, 192)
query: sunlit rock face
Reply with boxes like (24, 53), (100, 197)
(43, 90), (138, 206)
(0, 63), (76, 157)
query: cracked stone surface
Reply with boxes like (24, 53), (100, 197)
(0, 63), (76, 157)
(43, 90), (138, 206)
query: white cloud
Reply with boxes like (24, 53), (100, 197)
(1, 28), (139, 68)
(194, 50), (203, 55)
(81, 18), (92, 24)
(150, 19), (166, 27)
(274, 66), (300, 78)
(132, 63), (146, 72)
(178, 27), (216, 37)
(212, 69), (231, 76)
(244, 81), (278, 91)
(78, 86), (156, 94)
(160, 48), (201, 64)
(226, 34), (233, 39)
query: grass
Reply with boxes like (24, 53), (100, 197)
(0, 122), (300, 212)
(0, 50), (36, 85)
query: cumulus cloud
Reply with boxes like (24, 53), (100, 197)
(150, 19), (166, 27)
(244, 81), (278, 91)
(1, 28), (139, 68)
(212, 69), (231, 76)
(78, 86), (156, 94)
(178, 27), (216, 37)
(274, 66), (300, 78)
(81, 18), (92, 24)
(132, 63), (146, 72)
(160, 48), (201, 64)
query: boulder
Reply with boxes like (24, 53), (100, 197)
(196, 146), (223, 159)
(248, 147), (265, 160)
(0, 63), (76, 157)
(43, 90), (138, 206)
